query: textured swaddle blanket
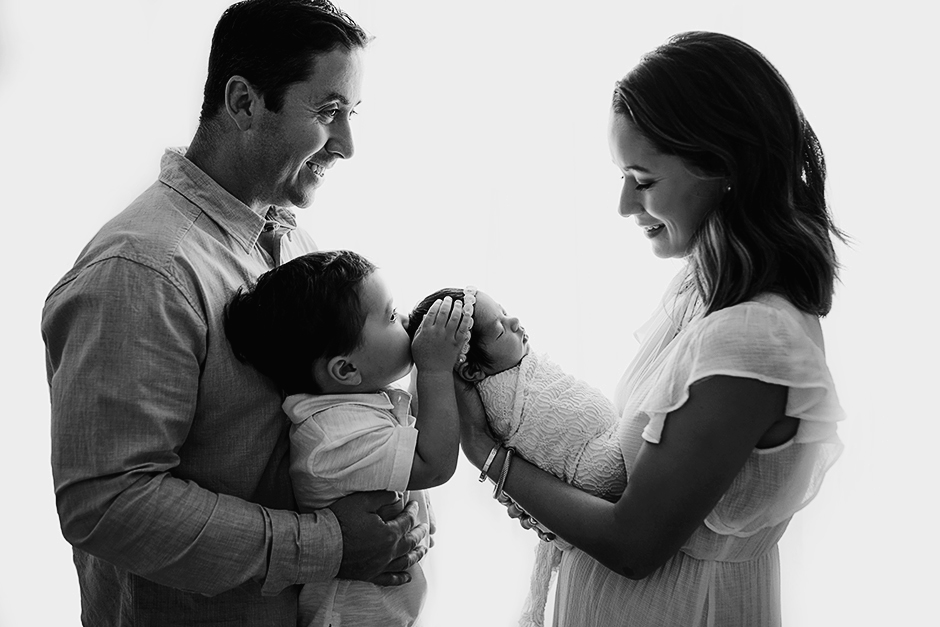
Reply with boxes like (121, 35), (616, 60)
(478, 350), (627, 627)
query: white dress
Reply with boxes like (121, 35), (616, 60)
(552, 281), (845, 627)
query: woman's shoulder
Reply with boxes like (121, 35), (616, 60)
(689, 292), (824, 351)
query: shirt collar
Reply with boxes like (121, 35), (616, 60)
(283, 389), (413, 425)
(158, 147), (298, 255)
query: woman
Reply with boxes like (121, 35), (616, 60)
(458, 31), (846, 626)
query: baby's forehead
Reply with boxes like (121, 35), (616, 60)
(473, 292), (500, 315)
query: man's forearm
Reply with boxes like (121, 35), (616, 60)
(55, 470), (343, 595)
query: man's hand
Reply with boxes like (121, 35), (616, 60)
(329, 491), (429, 585)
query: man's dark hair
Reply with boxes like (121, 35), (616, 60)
(224, 250), (376, 395)
(199, 0), (370, 123)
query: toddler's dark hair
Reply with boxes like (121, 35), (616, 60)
(224, 250), (376, 395)
(409, 288), (494, 373)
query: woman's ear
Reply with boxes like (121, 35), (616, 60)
(326, 355), (362, 387)
(456, 360), (487, 383)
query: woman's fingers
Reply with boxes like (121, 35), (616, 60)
(501, 497), (554, 537)
(506, 501), (525, 519)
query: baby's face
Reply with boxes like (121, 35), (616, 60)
(473, 291), (529, 375)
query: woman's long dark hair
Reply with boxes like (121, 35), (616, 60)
(613, 31), (847, 316)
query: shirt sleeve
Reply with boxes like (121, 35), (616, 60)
(634, 300), (846, 535)
(42, 256), (341, 597)
(637, 300), (845, 445)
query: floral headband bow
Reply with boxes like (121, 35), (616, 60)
(457, 286), (477, 364)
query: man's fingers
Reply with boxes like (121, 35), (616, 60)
(387, 500), (420, 533)
(386, 542), (428, 573)
(370, 571), (413, 587)
(374, 492), (406, 521)
(401, 521), (429, 553)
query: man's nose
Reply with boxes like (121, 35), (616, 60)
(327, 117), (355, 160)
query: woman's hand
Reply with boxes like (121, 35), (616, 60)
(453, 382), (558, 540)
(500, 493), (557, 542)
(453, 379), (496, 468)
(411, 297), (472, 374)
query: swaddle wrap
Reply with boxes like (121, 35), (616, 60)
(478, 350), (627, 627)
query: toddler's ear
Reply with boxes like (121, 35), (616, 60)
(326, 355), (362, 387)
(456, 360), (486, 383)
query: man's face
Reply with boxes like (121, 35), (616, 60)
(249, 46), (364, 209)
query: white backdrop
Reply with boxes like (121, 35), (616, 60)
(1, 1), (936, 625)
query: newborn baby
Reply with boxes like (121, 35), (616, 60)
(409, 287), (626, 627)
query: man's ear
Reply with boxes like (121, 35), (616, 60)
(456, 360), (487, 383)
(326, 355), (362, 387)
(223, 75), (262, 131)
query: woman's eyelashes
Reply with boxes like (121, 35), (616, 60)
(620, 174), (655, 191)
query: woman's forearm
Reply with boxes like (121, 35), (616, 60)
(457, 380), (681, 579)
(475, 445), (659, 579)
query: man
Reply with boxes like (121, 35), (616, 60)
(41, 1), (426, 624)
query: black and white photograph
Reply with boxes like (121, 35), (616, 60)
(1, 1), (935, 625)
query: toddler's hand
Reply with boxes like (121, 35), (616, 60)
(411, 296), (472, 373)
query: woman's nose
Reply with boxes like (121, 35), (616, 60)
(618, 183), (642, 217)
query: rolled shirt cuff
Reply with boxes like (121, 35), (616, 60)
(261, 506), (343, 596)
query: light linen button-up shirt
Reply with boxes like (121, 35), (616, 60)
(41, 148), (339, 626)
(283, 389), (429, 627)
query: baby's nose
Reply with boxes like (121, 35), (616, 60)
(509, 317), (521, 332)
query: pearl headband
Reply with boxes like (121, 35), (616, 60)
(457, 286), (477, 364)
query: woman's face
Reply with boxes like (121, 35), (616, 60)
(607, 110), (724, 258)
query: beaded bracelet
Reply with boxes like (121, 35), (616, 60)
(493, 447), (515, 501)
(479, 443), (501, 483)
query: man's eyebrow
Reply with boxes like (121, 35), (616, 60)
(314, 92), (357, 107)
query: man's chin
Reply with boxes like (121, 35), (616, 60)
(289, 188), (318, 210)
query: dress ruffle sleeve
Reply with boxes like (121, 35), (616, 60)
(634, 296), (846, 536)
